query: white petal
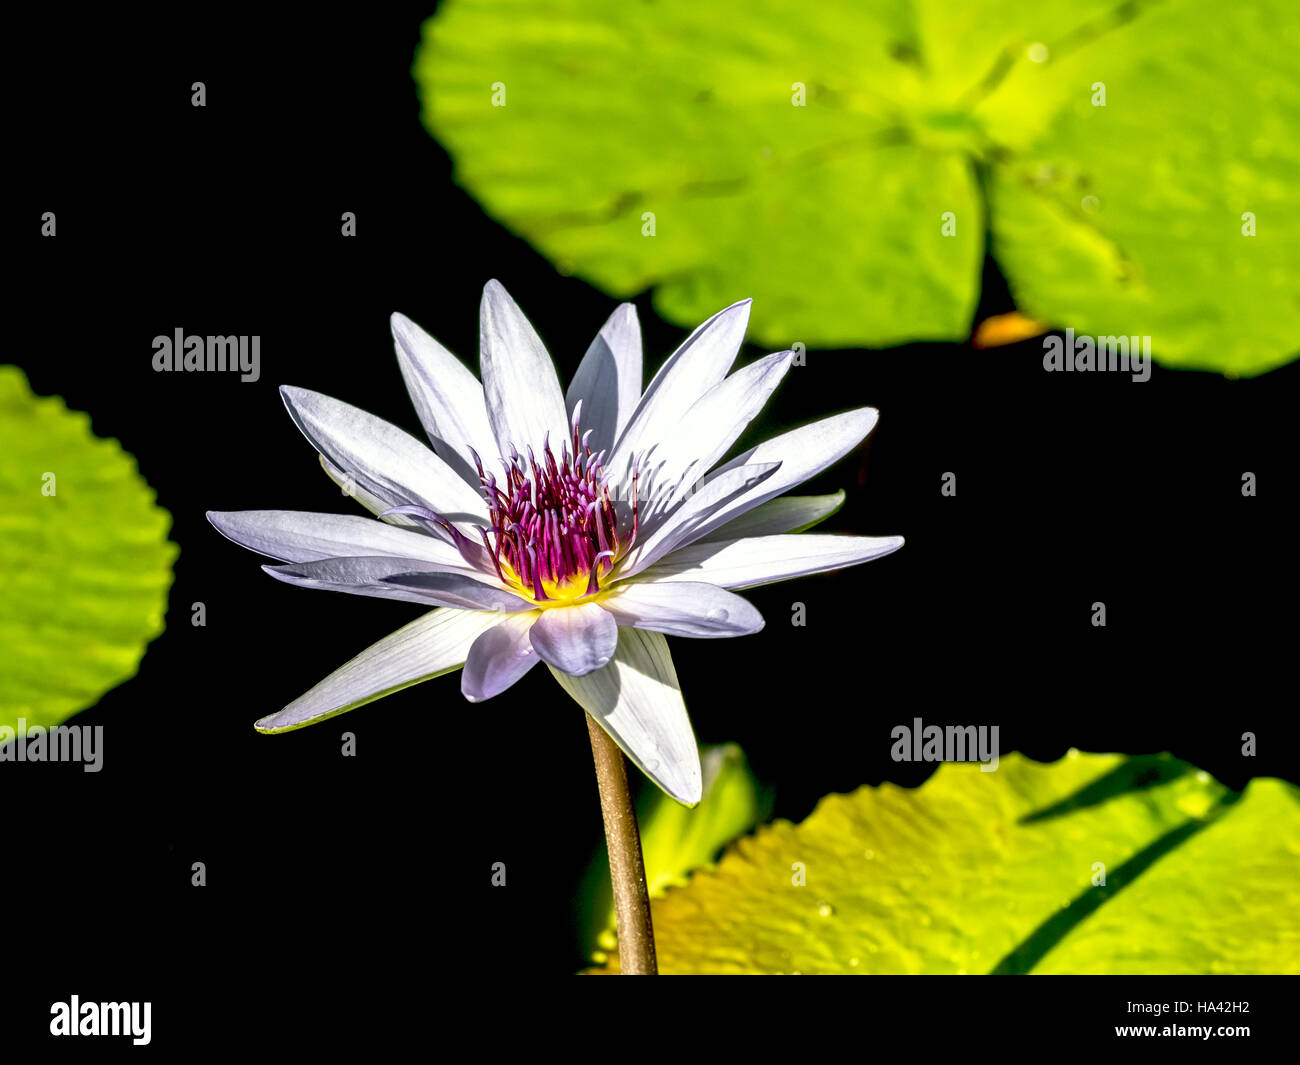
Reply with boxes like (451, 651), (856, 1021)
(391, 312), (499, 485)
(565, 303), (642, 455)
(479, 280), (569, 455)
(613, 462), (780, 579)
(461, 612), (543, 702)
(263, 556), (535, 610)
(697, 492), (846, 543)
(280, 386), (488, 526)
(599, 582), (764, 639)
(549, 628), (702, 805)
(528, 601), (619, 676)
(613, 350), (794, 527)
(319, 454), (421, 529)
(255, 608), (500, 732)
(206, 510), (466, 566)
(640, 533), (904, 589)
(608, 298), (750, 472)
(684, 408), (878, 545)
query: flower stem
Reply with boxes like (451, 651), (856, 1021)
(585, 711), (657, 975)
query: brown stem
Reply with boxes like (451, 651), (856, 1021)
(585, 711), (657, 975)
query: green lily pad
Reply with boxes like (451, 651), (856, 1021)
(985, 0), (1300, 376)
(415, 0), (1300, 375)
(0, 366), (177, 736)
(587, 752), (1300, 974)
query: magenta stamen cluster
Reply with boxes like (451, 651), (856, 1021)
(471, 406), (638, 601)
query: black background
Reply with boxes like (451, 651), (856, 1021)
(10, 2), (1297, 1045)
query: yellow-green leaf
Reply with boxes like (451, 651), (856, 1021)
(415, 0), (1300, 375)
(588, 752), (1300, 974)
(0, 366), (177, 735)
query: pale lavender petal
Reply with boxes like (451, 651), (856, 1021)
(613, 462), (780, 580)
(608, 298), (750, 469)
(610, 350), (793, 524)
(206, 510), (465, 566)
(599, 582), (764, 638)
(391, 311), (499, 486)
(319, 454), (422, 530)
(255, 607), (500, 732)
(262, 556), (535, 611)
(684, 408), (879, 547)
(640, 533), (905, 589)
(461, 612), (543, 702)
(280, 385), (488, 525)
(381, 504), (495, 574)
(479, 280), (569, 457)
(696, 491), (845, 543)
(548, 628), (701, 805)
(528, 601), (619, 676)
(565, 302), (642, 455)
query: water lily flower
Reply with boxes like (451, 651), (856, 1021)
(208, 281), (902, 805)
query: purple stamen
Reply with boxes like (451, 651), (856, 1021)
(477, 526), (505, 582)
(468, 446), (485, 479)
(524, 545), (550, 601)
(475, 418), (639, 602)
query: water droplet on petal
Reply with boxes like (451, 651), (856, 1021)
(817, 902), (835, 917)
